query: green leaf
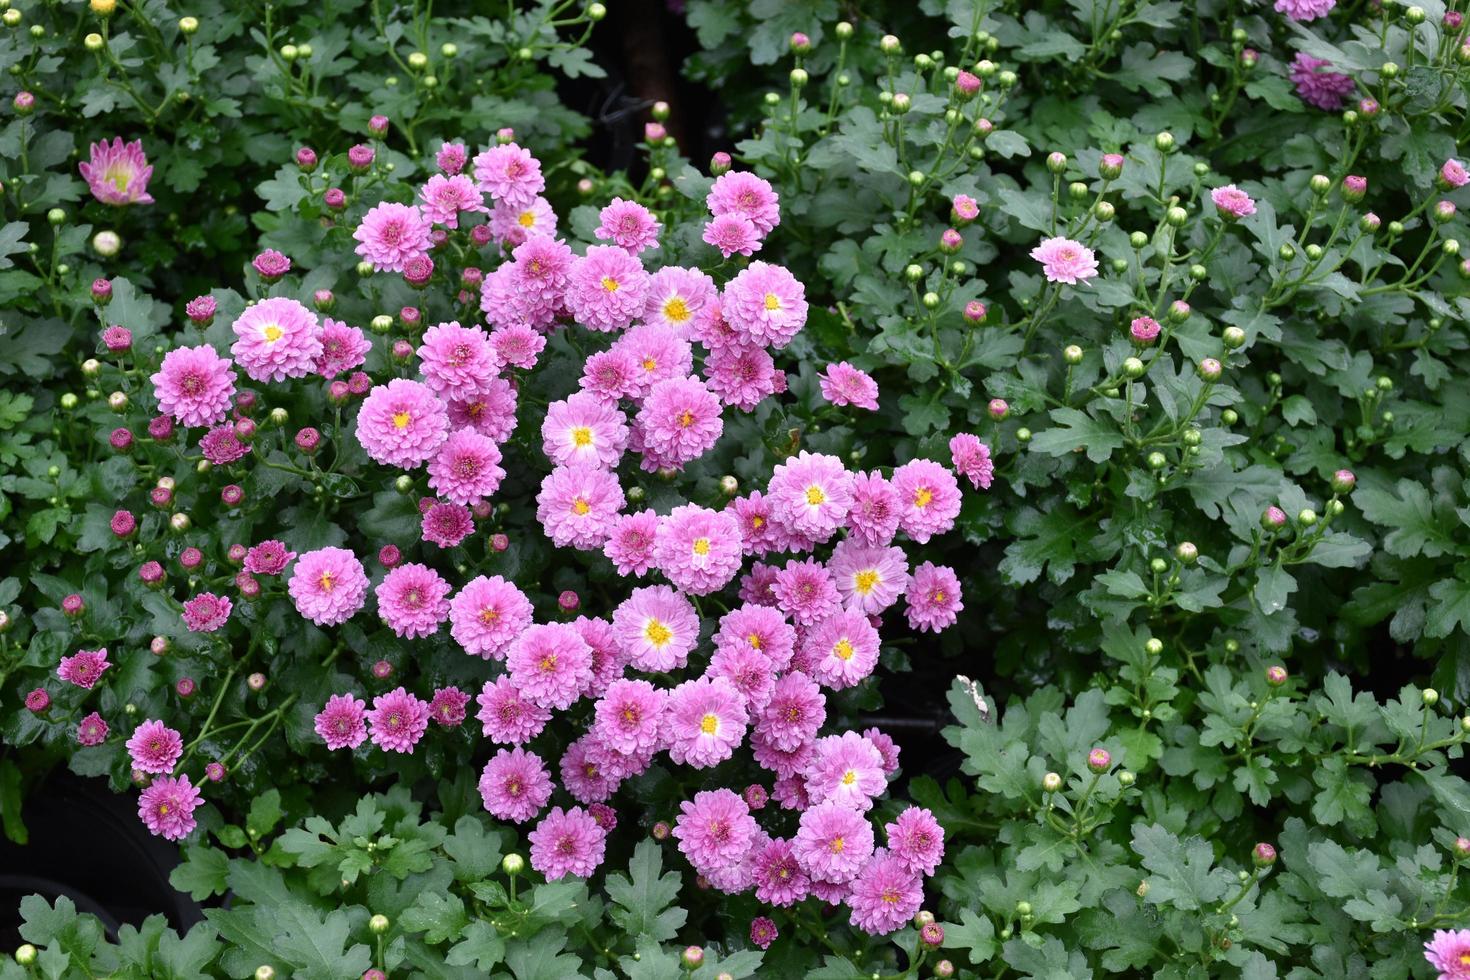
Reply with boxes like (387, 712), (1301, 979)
(1029, 407), (1124, 463)
(445, 920), (506, 971)
(1131, 822), (1231, 911)
(169, 845), (230, 901)
(400, 891), (468, 946)
(1355, 479), (1460, 559)
(605, 840), (686, 942)
(1253, 563), (1295, 615)
(0, 222), (28, 270)
(0, 758), (26, 844)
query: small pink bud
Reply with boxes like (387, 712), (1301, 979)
(13, 92), (36, 115)
(150, 635), (169, 655)
(368, 114), (390, 136)
(227, 543), (247, 564)
(328, 380), (351, 404)
(963, 300), (987, 324)
(186, 295), (217, 326)
(139, 562), (166, 587)
(1086, 747), (1111, 772)
(403, 255), (434, 288)
(644, 122), (667, 143)
(1331, 468), (1356, 494)
(324, 188), (346, 210)
(221, 484), (244, 507)
(1261, 505), (1288, 530)
(111, 510), (137, 538)
(247, 671), (267, 691)
(179, 547), (204, 570)
(347, 144), (375, 172)
(348, 371), (371, 395)
(490, 533), (510, 552)
(294, 427), (321, 454)
(1100, 153), (1125, 179)
(295, 146), (318, 171)
(987, 398), (1009, 420)
(379, 545), (402, 569)
(400, 306), (422, 329)
(1341, 175), (1367, 202)
(61, 594), (85, 618)
(955, 70), (981, 96)
(940, 228), (963, 253)
(743, 784), (768, 810)
(1198, 357), (1223, 382)
(313, 288), (335, 312)
(233, 417), (257, 442)
(1265, 665), (1288, 686)
(237, 574), (261, 599)
(1129, 315), (1161, 346)
(205, 761), (227, 782)
(391, 340), (415, 362)
(102, 325), (131, 352)
(1253, 842), (1277, 867)
(176, 677), (196, 698)
(371, 659), (393, 679)
(25, 688), (50, 713)
(651, 820), (670, 840)
(471, 224), (493, 246)
(92, 278), (114, 304)
(109, 427), (134, 452)
(790, 31), (811, 52)
(710, 151), (732, 176)
(558, 590), (580, 612)
(920, 922), (944, 947)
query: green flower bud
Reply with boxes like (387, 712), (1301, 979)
(502, 853), (525, 875)
(1129, 231), (1149, 249)
(1279, 242), (1296, 261)
(1221, 408), (1238, 425)
(1154, 131), (1175, 152)
(790, 67), (808, 87)
(1146, 451), (1167, 470)
(15, 945), (37, 966)
(1175, 541), (1198, 564)
(922, 291), (940, 309)
(1423, 688), (1440, 706)
(1309, 173), (1332, 195)
(1123, 357), (1145, 378)
(1222, 326), (1246, 348)
(1381, 61), (1399, 78)
(1068, 181), (1089, 200)
(587, 2), (607, 21)
(1094, 201), (1115, 222)
(179, 15), (199, 33)
(1297, 508), (1318, 527)
(1042, 771), (1062, 792)
(1145, 636), (1165, 655)
(369, 914), (391, 934)
(1063, 344), (1084, 365)
(1166, 206), (1188, 227)
(1016, 427), (1031, 443)
(835, 21), (853, 40)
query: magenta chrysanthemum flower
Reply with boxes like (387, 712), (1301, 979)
(653, 504), (744, 596)
(182, 592), (232, 633)
(756, 672), (827, 752)
(892, 458), (962, 544)
(847, 850), (923, 934)
(315, 693), (369, 749)
(376, 563), (451, 639)
(613, 585), (700, 672)
(752, 837), (811, 906)
(137, 775), (202, 842)
(727, 492), (781, 556)
(449, 575), (532, 659)
(77, 712), (109, 747)
(664, 676), (748, 768)
(537, 463), (625, 550)
(366, 687), (431, 753)
(703, 214), (764, 258)
(704, 343), (779, 411)
(794, 802), (874, 884)
(58, 648), (111, 689)
(418, 173), (488, 228)
(354, 201), (433, 273)
(614, 323), (694, 398)
(506, 622), (594, 710)
(829, 540), (910, 615)
(1290, 52), (1355, 110)
(430, 686), (470, 726)
(489, 197), (558, 247)
(566, 245), (650, 332)
(1210, 184), (1257, 220)
(949, 433), (995, 491)
(714, 604), (796, 670)
(819, 362), (880, 410)
(313, 319), (371, 379)
(604, 509), (660, 576)
(722, 262), (807, 349)
(768, 451), (854, 544)
(244, 540), (296, 576)
(750, 917), (778, 949)
(772, 558), (843, 626)
(593, 679), (666, 756)
(1274, 0), (1334, 20)
(560, 736), (622, 803)
(427, 429), (505, 505)
(708, 644), (777, 712)
(199, 426), (249, 465)
(847, 471), (902, 547)
(886, 806), (945, 876)
(127, 719), (183, 775)
(1424, 928), (1470, 979)
(80, 137), (154, 205)
(707, 171), (781, 235)
(644, 266), (717, 333)
(151, 345), (236, 429)
(476, 676), (551, 744)
(421, 501), (474, 548)
(804, 732), (887, 811)
(230, 297), (321, 383)
(804, 609), (881, 690)
(488, 324), (546, 372)
(674, 789), (759, 874)
(1031, 236), (1099, 285)
(529, 805), (606, 880)
(472, 143), (545, 208)
(417, 322), (497, 402)
(905, 561), (963, 633)
(448, 379), (518, 442)
(595, 197), (662, 253)
(356, 379), (450, 469)
(581, 348), (642, 403)
(479, 747), (554, 823)
(288, 547), (369, 626)
(1129, 315), (1162, 345)
(542, 391), (629, 469)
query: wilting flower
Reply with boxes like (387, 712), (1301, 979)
(80, 137), (154, 205)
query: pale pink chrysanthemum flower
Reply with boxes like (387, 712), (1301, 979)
(77, 712), (109, 747)
(355, 379), (450, 469)
(654, 504), (745, 596)
(949, 433), (995, 490)
(772, 558), (843, 626)
(288, 547), (369, 626)
(58, 648), (111, 689)
(752, 837), (811, 906)
(566, 245), (650, 333)
(137, 775), (202, 841)
(1442, 159), (1470, 189)
(536, 462), (625, 550)
(448, 378), (518, 442)
(847, 470), (902, 546)
(436, 141), (467, 175)
(703, 214), (763, 258)
(472, 143), (546, 208)
(476, 676), (551, 744)
(430, 687), (470, 726)
(479, 747), (554, 823)
(182, 592), (232, 632)
(864, 727), (901, 775)
(613, 323), (694, 398)
(421, 501), (474, 548)
(488, 324), (546, 372)
(722, 261), (808, 349)
(664, 676), (749, 768)
(449, 575), (532, 659)
(580, 348), (642, 403)
(427, 429), (505, 505)
(819, 362), (880, 410)
(417, 321), (497, 402)
(1274, 0), (1335, 20)
(634, 376), (724, 469)
(704, 343), (779, 411)
(1290, 52), (1355, 110)
(314, 693), (368, 749)
(529, 805), (606, 880)
(1211, 184), (1257, 220)
(354, 201), (433, 273)
(314, 319), (371, 378)
(708, 644), (777, 712)
(1423, 929), (1470, 979)
(691, 298), (743, 351)
(754, 733), (817, 784)
(80, 137), (154, 205)
(366, 687), (431, 753)
(846, 850), (923, 934)
(905, 561), (962, 632)
(804, 609), (881, 690)
(768, 451), (855, 544)
(804, 732), (887, 811)
(542, 391), (629, 469)
(418, 173), (487, 228)
(489, 196), (558, 247)
(707, 170), (781, 235)
(613, 585), (700, 672)
(479, 264), (543, 331)
(593, 678), (667, 756)
(230, 297), (321, 383)
(1030, 236), (1099, 285)
(604, 509), (661, 576)
(673, 788), (759, 874)
(506, 622), (594, 710)
(1129, 315), (1162, 345)
(886, 806), (945, 876)
(127, 719), (183, 774)
(828, 540), (910, 615)
(714, 604), (796, 670)
(151, 345), (236, 429)
(644, 266), (717, 333)
(595, 197), (662, 253)
(755, 672), (826, 752)
(794, 802), (873, 884)
(892, 458), (962, 543)
(375, 563), (451, 639)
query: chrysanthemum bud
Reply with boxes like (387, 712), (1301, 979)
(1063, 344), (1084, 365)
(108, 426), (133, 453)
(1198, 357), (1222, 381)
(247, 671), (267, 691)
(93, 230), (122, 256)
(1454, 837), (1470, 859)
(880, 34), (901, 53)
(1423, 687), (1440, 706)
(1309, 173), (1331, 195)
(1175, 541), (1198, 564)
(1042, 771), (1062, 793)
(681, 947), (705, 969)
(1154, 131), (1175, 152)
(651, 820), (671, 840)
(1087, 747), (1111, 772)
(987, 398), (1009, 421)
(934, 961), (955, 979)
(1046, 151), (1067, 174)
(1122, 356), (1145, 379)
(1253, 842), (1277, 868)
(1166, 206), (1188, 227)
(789, 31), (811, 53)
(1405, 5), (1426, 23)
(1331, 469), (1355, 494)
(1297, 508), (1318, 527)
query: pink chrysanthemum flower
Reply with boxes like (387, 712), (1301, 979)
(315, 693), (369, 749)
(537, 462), (625, 549)
(417, 321), (497, 402)
(479, 747), (554, 823)
(755, 734), (816, 782)
(428, 429), (505, 505)
(182, 592), (232, 633)
(476, 676), (551, 744)
(864, 727), (902, 775)
(703, 214), (764, 258)
(707, 171), (781, 235)
(58, 648), (111, 689)
(472, 143), (545, 208)
(1211, 184), (1257, 220)
(756, 672), (827, 752)
(418, 173), (487, 228)
(508, 234), (575, 306)
(769, 451), (855, 544)
(489, 197), (558, 247)
(847, 470), (902, 547)
(421, 501), (474, 548)
(654, 504), (744, 596)
(613, 585), (700, 672)
(1423, 929), (1470, 979)
(566, 245), (650, 332)
(595, 197), (662, 253)
(829, 540), (910, 615)
(488, 324), (546, 372)
(80, 137), (154, 205)
(127, 719), (183, 775)
(314, 319), (371, 378)
(560, 736), (622, 803)
(230, 297), (321, 383)
(634, 376), (724, 469)
(354, 201), (433, 273)
(674, 789), (759, 874)
(529, 806), (606, 880)
(574, 615), (626, 697)
(604, 509), (661, 576)
(1443, 159), (1470, 189)
(749, 917), (779, 950)
(949, 433), (995, 490)
(847, 850), (923, 935)
(356, 379), (450, 469)
(430, 686), (470, 726)
(614, 323), (694, 398)
(794, 802), (874, 884)
(288, 547), (369, 626)
(543, 391), (629, 469)
(773, 558), (843, 626)
(366, 687), (431, 753)
(593, 678), (666, 756)
(1030, 236), (1099, 285)
(506, 622), (594, 710)
(819, 362), (880, 410)
(581, 348), (642, 403)
(244, 540), (296, 577)
(714, 604), (796, 671)
(727, 492), (781, 556)
(448, 379), (518, 443)
(450, 575), (532, 659)
(1290, 52), (1355, 110)
(376, 563), (451, 639)
(739, 561), (782, 607)
(886, 806), (945, 876)
(1274, 0), (1335, 20)
(1129, 315), (1162, 345)
(905, 561), (963, 632)
(664, 676), (749, 769)
(437, 141), (467, 175)
(753, 837), (811, 906)
(151, 345), (236, 429)
(199, 426), (249, 465)
(804, 732), (887, 811)
(708, 644), (777, 712)
(804, 609), (881, 690)
(692, 299), (743, 351)
(722, 262), (808, 349)
(644, 267), (717, 333)
(892, 459), (962, 543)
(77, 712), (109, 747)
(704, 343), (779, 411)
(137, 775), (202, 842)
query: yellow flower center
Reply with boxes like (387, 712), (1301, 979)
(751, 515), (765, 528)
(571, 426), (593, 447)
(479, 607), (499, 624)
(573, 498), (591, 515)
(263, 324), (284, 342)
(700, 713), (719, 735)
(692, 537), (711, 556)
(622, 707), (638, 722)
(679, 410), (694, 428)
(601, 276), (620, 292)
(834, 638), (855, 661)
(932, 590), (946, 603)
(842, 770), (857, 786)
(882, 889), (901, 904)
(829, 836), (845, 853)
(392, 411), (411, 430)
(747, 633), (762, 649)
(806, 485), (826, 506)
(763, 293), (781, 311)
(642, 357), (657, 371)
(539, 655), (557, 672)
(507, 778), (522, 795)
(319, 572), (335, 591)
(645, 619), (673, 647)
(518, 210), (536, 228)
(854, 569), (880, 595)
(158, 804), (170, 815)
(915, 487), (933, 508)
(663, 297), (691, 322)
